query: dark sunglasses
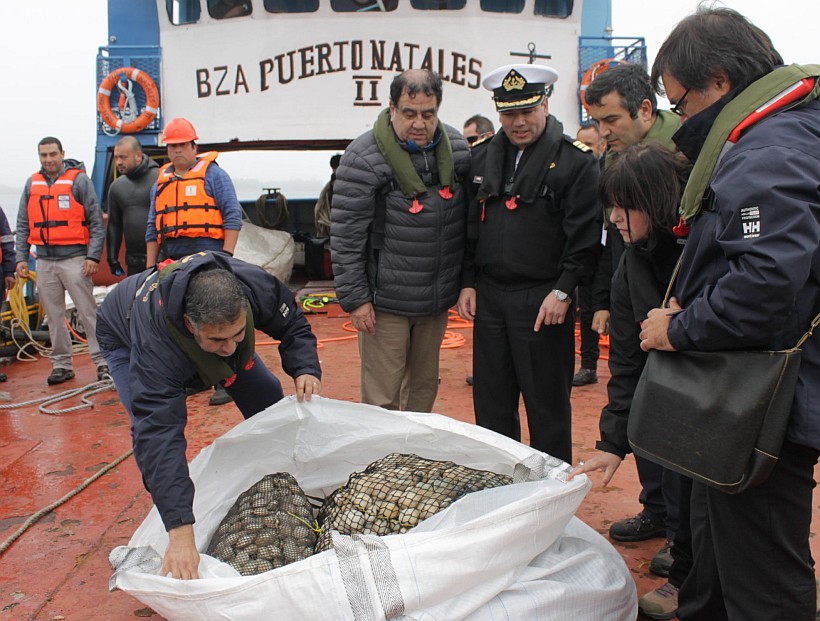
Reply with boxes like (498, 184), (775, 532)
(671, 88), (691, 117)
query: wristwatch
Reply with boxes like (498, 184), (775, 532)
(552, 289), (571, 303)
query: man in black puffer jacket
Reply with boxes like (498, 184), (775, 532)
(331, 69), (469, 412)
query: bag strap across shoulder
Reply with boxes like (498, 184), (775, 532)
(662, 251), (820, 351)
(795, 313), (820, 349)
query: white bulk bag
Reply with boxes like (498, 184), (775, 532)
(232, 221), (294, 283)
(110, 397), (636, 620)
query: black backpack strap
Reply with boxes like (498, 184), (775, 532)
(370, 179), (398, 251)
(370, 170), (444, 250)
(701, 188), (718, 212)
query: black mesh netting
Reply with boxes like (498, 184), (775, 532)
(314, 453), (512, 552)
(206, 472), (317, 575)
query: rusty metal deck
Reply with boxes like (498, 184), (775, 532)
(1, 302), (817, 620)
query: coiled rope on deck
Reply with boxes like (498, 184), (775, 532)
(0, 377), (115, 415)
(4, 272), (92, 361)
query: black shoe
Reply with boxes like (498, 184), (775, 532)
(209, 385), (233, 406)
(609, 511), (666, 542)
(47, 368), (75, 385)
(572, 368), (598, 386)
(96, 365), (110, 381)
(0, 372), (6, 383)
(466, 375), (473, 386)
(650, 539), (674, 577)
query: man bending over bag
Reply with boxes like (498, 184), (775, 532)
(97, 251), (322, 579)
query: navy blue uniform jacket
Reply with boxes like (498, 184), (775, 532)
(669, 99), (820, 450)
(96, 252), (321, 529)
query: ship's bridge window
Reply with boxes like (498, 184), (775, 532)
(480, 0), (572, 15)
(410, 0), (466, 8)
(480, 0), (524, 12)
(208, 0), (253, 18)
(166, 0), (201, 25)
(534, 0), (573, 17)
(264, 0), (319, 11)
(331, 0), (398, 12)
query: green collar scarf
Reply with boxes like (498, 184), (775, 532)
(603, 109), (680, 171)
(373, 108), (454, 197)
(165, 305), (256, 388)
(680, 64), (820, 222)
(478, 115), (564, 203)
(158, 259), (256, 387)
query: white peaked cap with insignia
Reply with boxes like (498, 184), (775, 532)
(482, 63), (560, 111)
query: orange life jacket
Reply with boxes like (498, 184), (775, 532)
(154, 151), (224, 242)
(26, 169), (90, 246)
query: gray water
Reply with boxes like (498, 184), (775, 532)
(0, 192), (20, 232)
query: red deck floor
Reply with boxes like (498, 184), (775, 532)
(1, 302), (818, 620)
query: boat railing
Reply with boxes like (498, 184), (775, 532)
(577, 35), (647, 124)
(96, 45), (163, 138)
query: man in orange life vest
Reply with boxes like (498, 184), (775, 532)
(15, 137), (108, 385)
(145, 117), (243, 405)
(145, 117), (242, 268)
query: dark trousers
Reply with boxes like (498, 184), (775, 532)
(678, 441), (819, 621)
(636, 455), (682, 539)
(104, 348), (284, 421)
(473, 280), (575, 463)
(576, 284), (599, 369)
(223, 354), (284, 419)
(125, 252), (147, 276)
(669, 475), (694, 588)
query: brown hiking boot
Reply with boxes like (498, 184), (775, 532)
(639, 582), (679, 620)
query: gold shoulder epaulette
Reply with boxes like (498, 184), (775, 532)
(572, 139), (592, 153)
(471, 134), (492, 148)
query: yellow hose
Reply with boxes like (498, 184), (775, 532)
(6, 271), (43, 335)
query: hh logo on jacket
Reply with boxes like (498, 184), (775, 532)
(741, 206), (761, 239)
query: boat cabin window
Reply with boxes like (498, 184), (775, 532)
(410, 0), (467, 8)
(208, 0), (253, 18)
(330, 0), (399, 11)
(166, 0), (201, 24)
(264, 0), (319, 11)
(480, 0), (572, 15)
(480, 0), (524, 12)
(534, 0), (572, 16)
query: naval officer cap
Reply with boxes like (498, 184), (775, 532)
(482, 63), (559, 111)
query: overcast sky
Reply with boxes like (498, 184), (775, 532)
(0, 0), (817, 215)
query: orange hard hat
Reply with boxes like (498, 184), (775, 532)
(162, 117), (199, 144)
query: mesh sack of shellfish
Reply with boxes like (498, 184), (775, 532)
(315, 453), (512, 551)
(206, 472), (317, 575)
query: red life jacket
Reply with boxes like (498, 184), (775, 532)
(26, 168), (89, 246)
(154, 151), (224, 242)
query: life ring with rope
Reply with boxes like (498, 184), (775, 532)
(97, 67), (160, 134)
(579, 58), (627, 111)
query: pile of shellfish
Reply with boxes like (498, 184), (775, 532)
(207, 454), (511, 575)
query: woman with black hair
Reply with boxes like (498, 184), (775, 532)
(570, 142), (689, 620)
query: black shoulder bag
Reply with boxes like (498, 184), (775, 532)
(628, 255), (820, 494)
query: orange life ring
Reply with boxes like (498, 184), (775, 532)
(97, 67), (160, 134)
(579, 58), (627, 111)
